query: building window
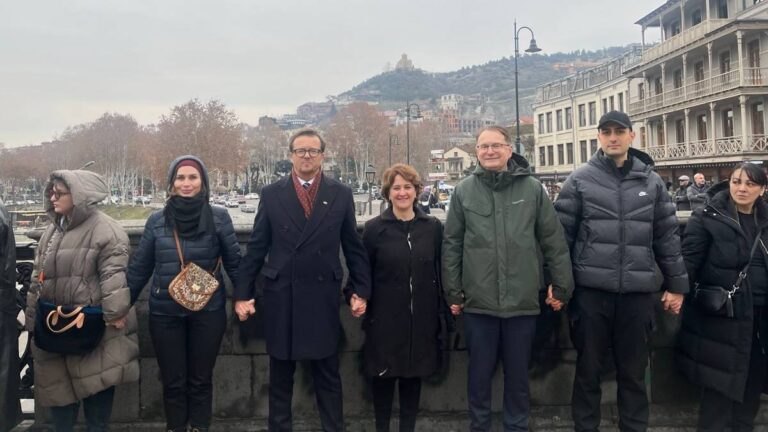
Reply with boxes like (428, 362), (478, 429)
(723, 109), (734, 137)
(692, 9), (702, 25)
(673, 70), (683, 89)
(694, 62), (705, 82)
(565, 107), (573, 129)
(720, 51), (730, 74)
(539, 147), (546, 166)
(602, 98), (608, 115)
(609, 96), (615, 111)
(590, 139), (598, 155)
(566, 142), (574, 164)
(676, 119), (686, 143)
(588, 102), (597, 125)
(618, 93), (624, 112)
(671, 20), (681, 36)
(654, 77), (663, 95)
(556, 109), (563, 131)
(748, 40), (760, 68)
(578, 104), (586, 127)
(718, 0), (728, 18)
(697, 114), (708, 140)
(546, 112), (552, 133)
(752, 103), (764, 135)
(547, 145), (554, 166)
(657, 123), (665, 146)
(580, 140), (588, 163)
(557, 144), (564, 165)
(638, 83), (645, 100)
(538, 114), (544, 134)
(640, 126), (647, 148)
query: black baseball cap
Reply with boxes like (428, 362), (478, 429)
(598, 111), (632, 131)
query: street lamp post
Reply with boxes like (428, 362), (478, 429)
(365, 164), (376, 216)
(404, 101), (421, 164)
(389, 133), (399, 166)
(514, 20), (542, 155)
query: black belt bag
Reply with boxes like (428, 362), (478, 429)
(693, 236), (761, 318)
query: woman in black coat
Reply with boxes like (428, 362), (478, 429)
(127, 155), (241, 432)
(360, 163), (444, 432)
(676, 162), (768, 431)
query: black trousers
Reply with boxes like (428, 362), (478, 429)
(464, 312), (537, 432)
(49, 386), (115, 432)
(569, 289), (654, 432)
(371, 376), (422, 432)
(697, 307), (768, 432)
(149, 309), (226, 430)
(269, 354), (344, 432)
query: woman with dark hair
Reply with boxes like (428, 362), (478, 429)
(677, 162), (768, 431)
(127, 156), (241, 432)
(357, 163), (446, 432)
(25, 170), (138, 432)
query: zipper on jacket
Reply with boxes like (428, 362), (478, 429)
(618, 180), (625, 293)
(406, 228), (414, 370)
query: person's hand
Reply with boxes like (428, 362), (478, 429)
(235, 299), (256, 321)
(545, 284), (564, 312)
(350, 294), (367, 318)
(107, 316), (127, 329)
(450, 304), (463, 316)
(661, 291), (683, 315)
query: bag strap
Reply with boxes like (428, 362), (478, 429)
(172, 229), (186, 267)
(730, 235), (763, 295)
(173, 229), (222, 275)
(46, 307), (85, 333)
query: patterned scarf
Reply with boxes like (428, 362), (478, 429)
(292, 171), (322, 219)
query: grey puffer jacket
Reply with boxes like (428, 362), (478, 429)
(25, 170), (139, 407)
(554, 148), (688, 294)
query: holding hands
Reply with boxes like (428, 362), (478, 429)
(235, 299), (256, 321)
(350, 293), (367, 318)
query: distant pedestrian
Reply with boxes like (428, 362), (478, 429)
(675, 175), (692, 211)
(687, 172), (710, 212)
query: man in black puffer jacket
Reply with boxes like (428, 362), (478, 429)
(555, 111), (689, 432)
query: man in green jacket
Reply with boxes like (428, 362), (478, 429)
(443, 126), (574, 431)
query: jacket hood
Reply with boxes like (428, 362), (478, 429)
(166, 155), (211, 199)
(472, 153), (531, 188)
(590, 147), (655, 177)
(706, 179), (768, 226)
(44, 170), (109, 229)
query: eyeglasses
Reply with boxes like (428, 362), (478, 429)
(51, 190), (71, 200)
(476, 143), (509, 152)
(291, 148), (323, 157)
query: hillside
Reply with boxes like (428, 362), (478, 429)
(339, 45), (636, 122)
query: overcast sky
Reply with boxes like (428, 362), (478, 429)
(0, 0), (663, 147)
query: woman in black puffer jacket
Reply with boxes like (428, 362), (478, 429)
(676, 162), (768, 431)
(127, 155), (241, 432)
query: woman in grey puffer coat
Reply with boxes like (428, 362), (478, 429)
(25, 170), (139, 432)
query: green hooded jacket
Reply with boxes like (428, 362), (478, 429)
(442, 154), (574, 318)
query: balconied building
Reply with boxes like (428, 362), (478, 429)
(532, 48), (642, 182)
(625, 0), (768, 182)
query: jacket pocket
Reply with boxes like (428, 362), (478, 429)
(261, 266), (279, 280)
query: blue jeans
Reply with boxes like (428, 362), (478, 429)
(49, 386), (115, 432)
(464, 313), (537, 432)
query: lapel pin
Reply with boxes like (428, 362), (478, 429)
(322, 201), (328, 205)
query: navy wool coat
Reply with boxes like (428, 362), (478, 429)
(235, 175), (371, 360)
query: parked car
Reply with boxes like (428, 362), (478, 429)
(225, 200), (239, 208)
(240, 204), (256, 213)
(133, 196), (151, 204)
(236, 195), (246, 204)
(245, 193), (260, 200)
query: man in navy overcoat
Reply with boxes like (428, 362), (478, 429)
(235, 129), (371, 432)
